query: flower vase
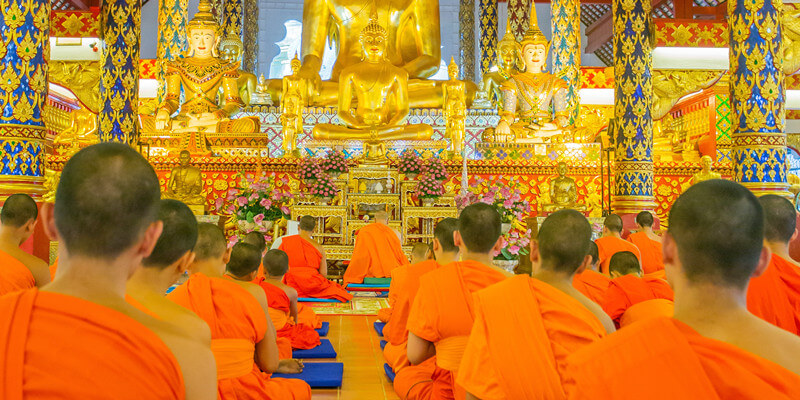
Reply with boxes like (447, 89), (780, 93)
(493, 259), (519, 274)
(316, 196), (333, 205)
(421, 197), (436, 207)
(405, 172), (419, 180)
(501, 223), (512, 234)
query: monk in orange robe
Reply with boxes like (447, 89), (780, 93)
(344, 210), (408, 286)
(572, 241), (610, 305)
(280, 215), (353, 301)
(0, 143), (216, 399)
(602, 251), (674, 327)
(458, 210), (615, 399)
(626, 211), (664, 275)
(241, 231), (268, 279)
(378, 242), (431, 323)
(168, 225), (311, 400)
(747, 195), (800, 335)
(566, 180), (800, 398)
(595, 214), (641, 274)
(0, 193), (50, 294)
(383, 219), (460, 374)
(394, 204), (511, 400)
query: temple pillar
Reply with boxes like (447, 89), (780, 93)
(551, 0), (581, 123)
(0, 0), (49, 198)
(211, 0), (223, 24)
(222, 0), (243, 42)
(729, 0), (788, 195)
(478, 0), (498, 77)
(611, 0), (656, 214)
(156, 0), (188, 102)
(507, 0), (529, 42)
(459, 0), (476, 80)
(99, 0), (141, 144)
(242, 0), (258, 72)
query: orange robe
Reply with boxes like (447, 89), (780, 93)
(747, 254), (800, 335)
(0, 289), (184, 399)
(168, 273), (311, 400)
(49, 257), (58, 281)
(279, 235), (353, 302)
(377, 264), (410, 323)
(256, 278), (321, 350)
(572, 269), (611, 305)
(602, 274), (674, 327)
(394, 261), (506, 400)
(383, 260), (440, 373)
(627, 232), (664, 275)
(344, 223), (407, 286)
(0, 249), (35, 296)
(458, 275), (607, 399)
(595, 236), (641, 275)
(566, 317), (800, 399)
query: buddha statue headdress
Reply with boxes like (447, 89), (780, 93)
(359, 3), (388, 41)
(290, 53), (302, 72)
(520, 2), (549, 50)
(187, 0), (219, 31)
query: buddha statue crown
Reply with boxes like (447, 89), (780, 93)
(219, 35), (243, 50)
(291, 53), (302, 71)
(448, 57), (459, 77)
(187, 0), (219, 31)
(520, 2), (549, 49)
(360, 5), (388, 41)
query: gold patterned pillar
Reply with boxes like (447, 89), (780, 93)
(156, 0), (188, 102)
(729, 0), (787, 195)
(507, 0), (529, 42)
(242, 0), (258, 72)
(479, 0), (498, 77)
(211, 0), (224, 24)
(0, 0), (49, 197)
(551, 0), (581, 123)
(222, 0), (243, 43)
(459, 0), (476, 80)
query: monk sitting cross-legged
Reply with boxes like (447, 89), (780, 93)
(384, 219), (461, 374)
(168, 225), (311, 400)
(595, 214), (641, 275)
(627, 211), (665, 277)
(566, 180), (800, 399)
(344, 210), (408, 286)
(0, 143), (216, 399)
(378, 242), (431, 323)
(280, 215), (352, 301)
(394, 204), (511, 400)
(0, 193), (50, 295)
(602, 251), (674, 328)
(572, 241), (610, 305)
(458, 209), (615, 400)
(747, 194), (800, 335)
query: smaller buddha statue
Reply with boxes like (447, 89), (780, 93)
(691, 155), (721, 185)
(165, 150), (206, 211)
(54, 107), (99, 156)
(281, 55), (305, 157)
(251, 74), (274, 106)
(542, 162), (586, 213)
(472, 16), (522, 110)
(219, 35), (258, 106)
(443, 58), (466, 157)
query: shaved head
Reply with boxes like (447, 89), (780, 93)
(1, 193), (38, 227)
(411, 242), (431, 261)
(142, 200), (199, 268)
(537, 209), (592, 274)
(226, 243), (261, 277)
(458, 203), (501, 253)
(433, 217), (459, 253)
(587, 241), (599, 266)
(374, 210), (389, 223)
(299, 215), (316, 232)
(194, 223), (227, 261)
(609, 251), (641, 276)
(242, 231), (266, 254)
(263, 249), (289, 277)
(635, 211), (654, 228)
(604, 214), (623, 233)
(759, 195), (797, 243)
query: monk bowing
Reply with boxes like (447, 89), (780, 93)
(394, 204), (510, 400)
(384, 219), (460, 374)
(572, 241), (610, 305)
(626, 211), (664, 276)
(0, 143), (216, 399)
(595, 214), (641, 274)
(378, 242), (431, 323)
(567, 180), (800, 399)
(602, 251), (674, 328)
(168, 225), (311, 400)
(344, 210), (408, 286)
(280, 215), (352, 301)
(0, 193), (50, 294)
(747, 195), (800, 335)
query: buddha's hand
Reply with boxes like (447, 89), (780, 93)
(297, 66), (321, 98)
(155, 109), (171, 130)
(554, 115), (569, 128)
(495, 120), (511, 136)
(276, 359), (304, 374)
(187, 112), (219, 128)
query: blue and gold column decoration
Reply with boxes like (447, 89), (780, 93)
(99, 0), (141, 144)
(0, 0), (49, 197)
(222, 0), (243, 43)
(551, 0), (580, 124)
(459, 0), (476, 81)
(507, 0), (529, 42)
(729, 0), (787, 195)
(242, 0), (258, 72)
(479, 0), (498, 77)
(156, 0), (188, 103)
(611, 0), (656, 213)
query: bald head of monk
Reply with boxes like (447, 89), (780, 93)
(190, 223), (230, 276)
(410, 242), (431, 264)
(455, 203), (503, 256)
(532, 209), (592, 276)
(759, 194), (797, 246)
(299, 216), (316, 232)
(226, 242), (261, 280)
(609, 251), (641, 278)
(0, 193), (39, 244)
(636, 211), (654, 229)
(263, 249), (290, 279)
(374, 210), (390, 224)
(587, 241), (600, 271)
(142, 199), (199, 270)
(242, 232), (267, 255)
(603, 214), (623, 237)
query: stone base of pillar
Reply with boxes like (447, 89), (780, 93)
(610, 196), (660, 232)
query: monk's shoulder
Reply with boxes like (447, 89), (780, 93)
(734, 316), (800, 375)
(282, 284), (298, 301)
(236, 280), (270, 307)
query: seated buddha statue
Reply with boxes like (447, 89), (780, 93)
(149, 0), (259, 135)
(691, 155), (721, 185)
(311, 12), (433, 155)
(219, 35), (257, 106)
(164, 150), (206, 210)
(472, 16), (522, 110)
(542, 162), (586, 213)
(54, 106), (99, 156)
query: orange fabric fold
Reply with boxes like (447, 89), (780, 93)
(602, 274), (674, 326)
(747, 254), (800, 335)
(280, 235), (353, 301)
(595, 237), (641, 275)
(49, 258), (58, 281)
(0, 249), (35, 296)
(0, 289), (184, 399)
(211, 338), (257, 379)
(344, 223), (407, 286)
(627, 232), (664, 275)
(458, 275), (606, 399)
(257, 278), (321, 349)
(566, 317), (800, 399)
(168, 273), (311, 400)
(378, 264), (410, 323)
(572, 269), (610, 305)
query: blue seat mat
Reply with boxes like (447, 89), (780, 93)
(292, 339), (337, 359)
(298, 297), (344, 303)
(374, 321), (386, 336)
(380, 340), (387, 350)
(315, 321), (330, 336)
(273, 362), (344, 388)
(384, 363), (396, 382)
(364, 277), (392, 285)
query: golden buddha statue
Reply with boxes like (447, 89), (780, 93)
(311, 13), (433, 151)
(165, 150), (206, 210)
(542, 162), (586, 213)
(219, 35), (258, 106)
(472, 16), (522, 110)
(691, 155), (721, 185)
(149, 0), (259, 135)
(443, 58), (466, 157)
(281, 55), (305, 157)
(251, 74), (274, 106)
(54, 107), (99, 156)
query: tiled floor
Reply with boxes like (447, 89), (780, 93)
(310, 315), (400, 400)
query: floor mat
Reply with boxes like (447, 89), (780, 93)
(306, 298), (389, 316)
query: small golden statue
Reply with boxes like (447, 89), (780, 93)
(472, 16), (522, 110)
(42, 169), (61, 203)
(281, 55), (305, 157)
(251, 74), (274, 106)
(542, 162), (586, 213)
(311, 11), (433, 158)
(691, 155), (721, 185)
(165, 150), (206, 211)
(443, 58), (466, 157)
(219, 35), (258, 106)
(54, 107), (99, 156)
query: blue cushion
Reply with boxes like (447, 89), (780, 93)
(380, 339), (387, 350)
(292, 339), (337, 359)
(364, 277), (392, 285)
(298, 297), (344, 303)
(384, 363), (396, 382)
(374, 321), (386, 336)
(273, 362), (344, 388)
(347, 283), (391, 289)
(315, 321), (329, 336)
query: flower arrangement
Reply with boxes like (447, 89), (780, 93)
(416, 174), (445, 200)
(456, 177), (531, 223)
(298, 157), (321, 182)
(495, 228), (532, 261)
(422, 157), (447, 181)
(320, 149), (349, 176)
(398, 151), (423, 178)
(308, 172), (339, 200)
(218, 173), (293, 234)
